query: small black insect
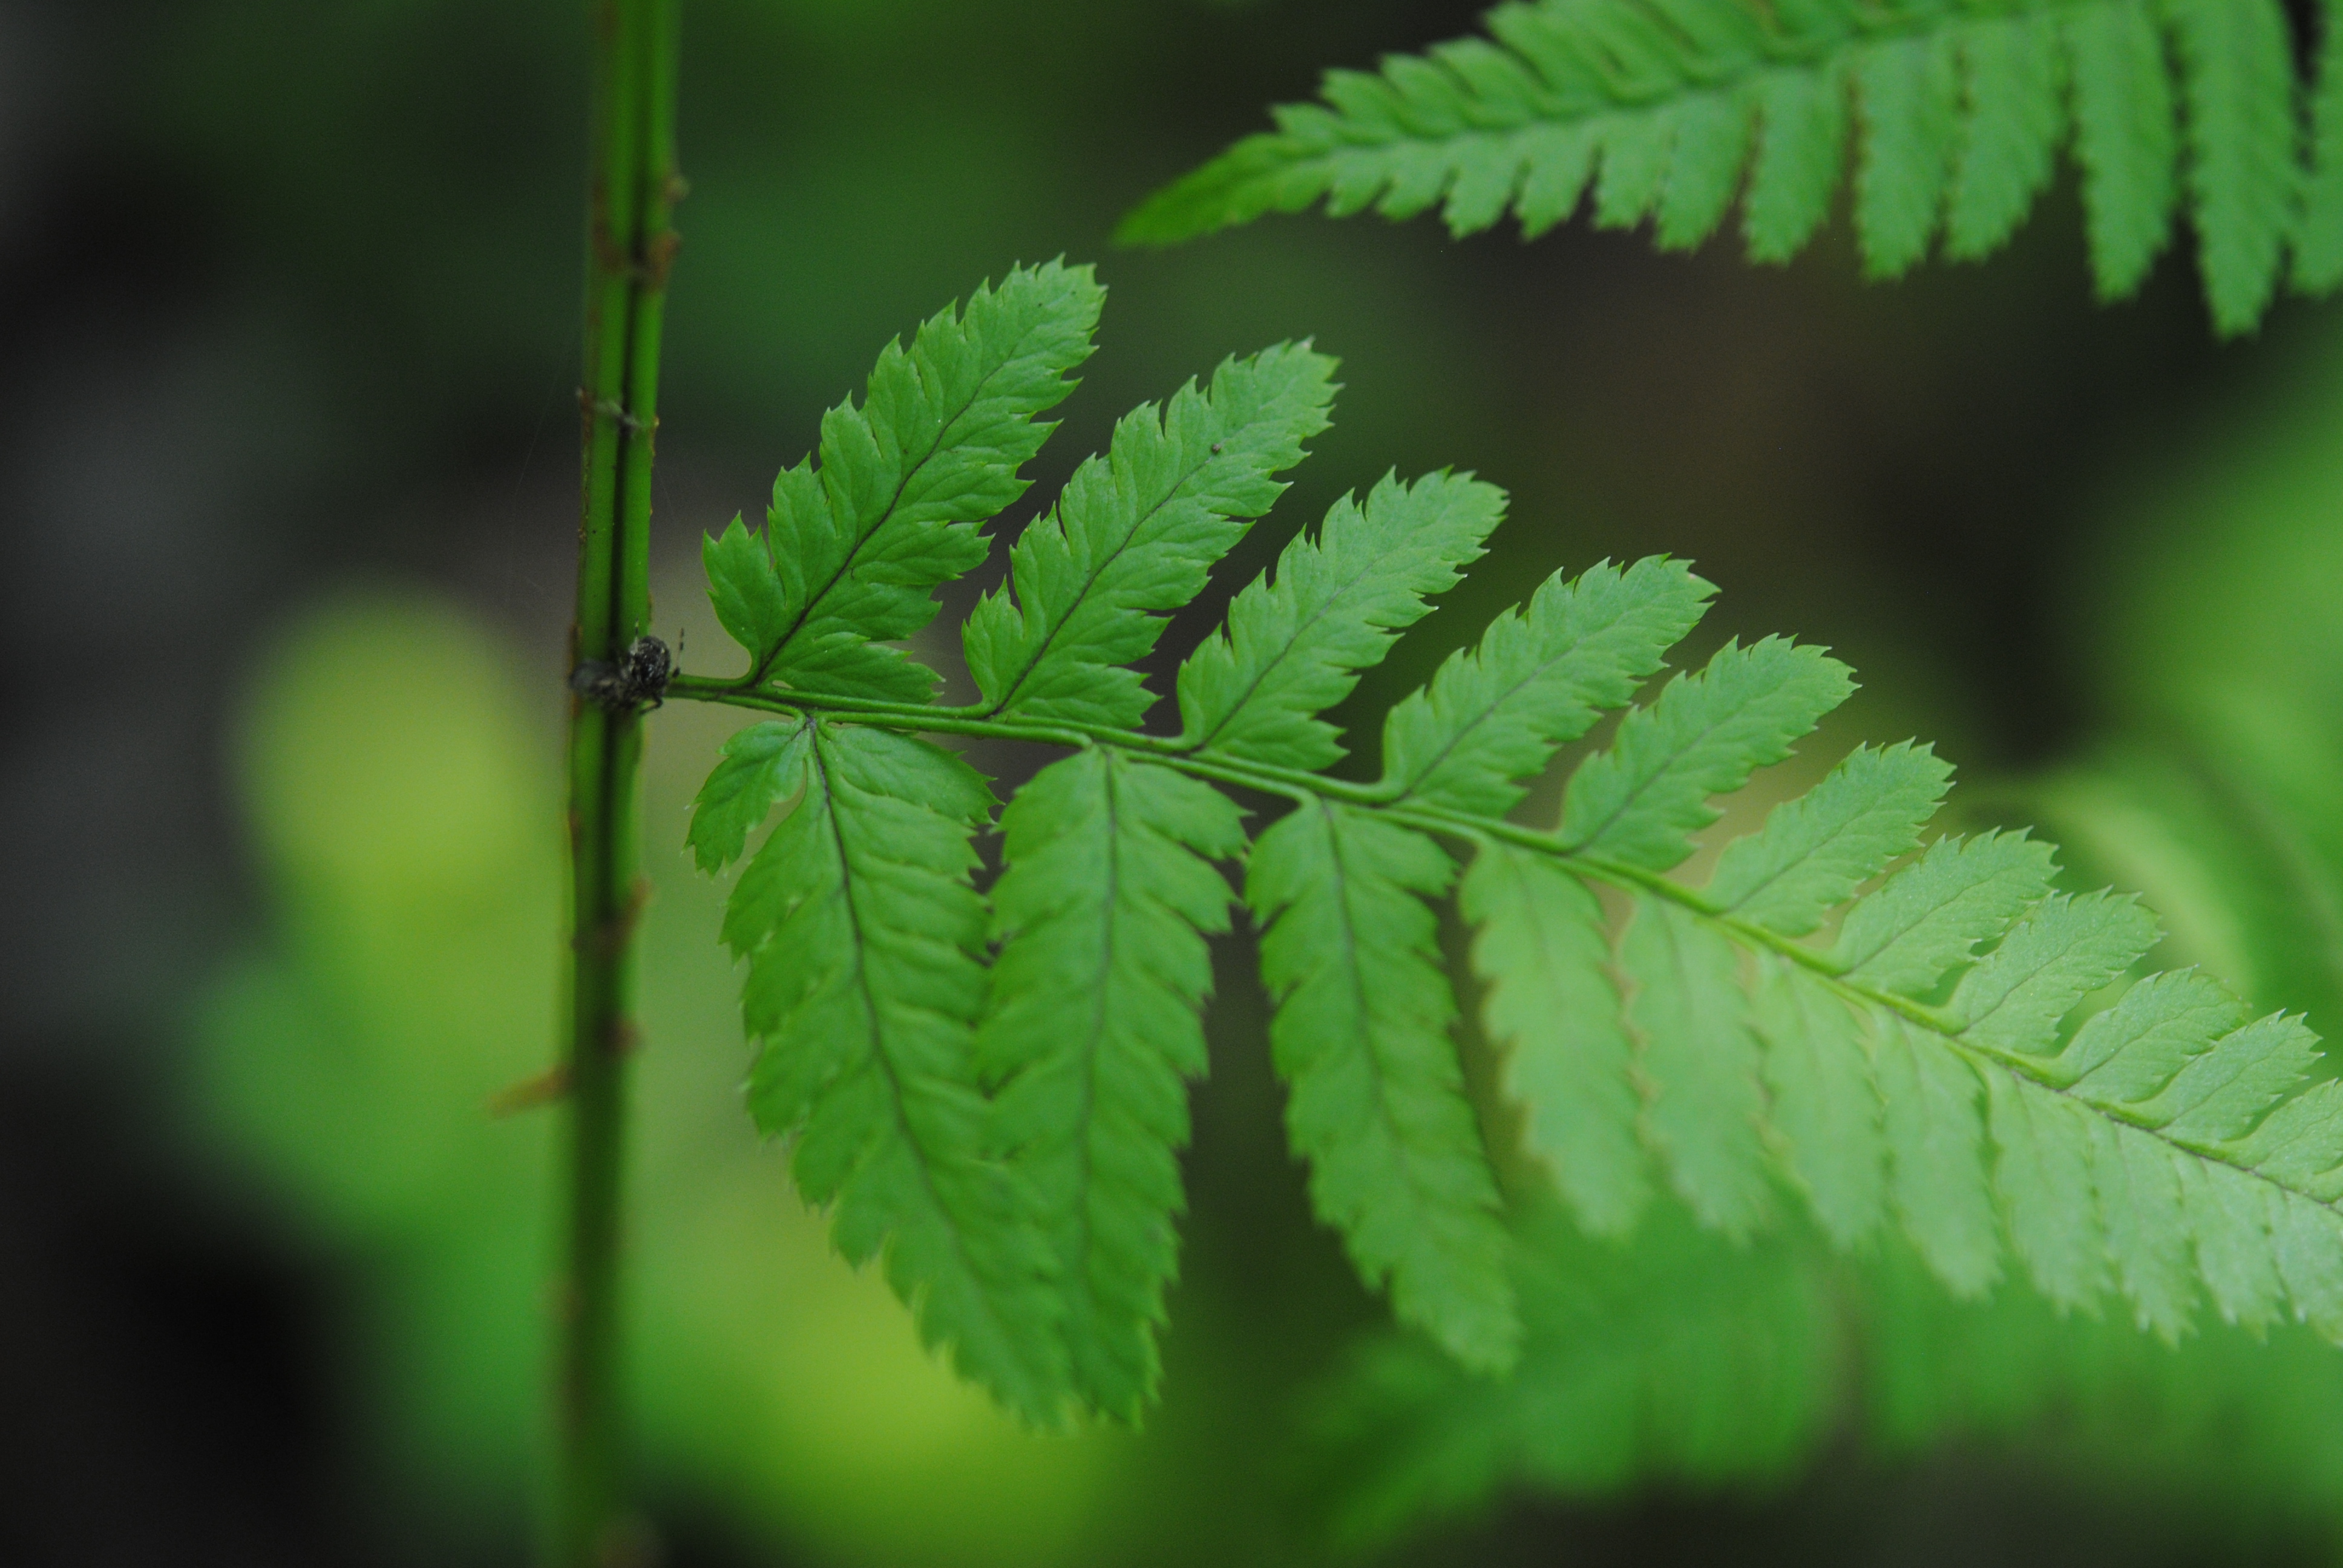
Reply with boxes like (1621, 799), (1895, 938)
(571, 635), (674, 711)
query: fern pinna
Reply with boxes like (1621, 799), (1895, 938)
(1120, 0), (2343, 336)
(672, 260), (2343, 1425)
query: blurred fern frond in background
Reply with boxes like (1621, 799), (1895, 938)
(1124, 0), (2341, 335)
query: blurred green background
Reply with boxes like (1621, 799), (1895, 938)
(15, 0), (2343, 1562)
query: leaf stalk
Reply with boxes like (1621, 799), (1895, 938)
(557, 0), (680, 1560)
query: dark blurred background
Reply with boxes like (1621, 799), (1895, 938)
(11, 0), (2343, 1563)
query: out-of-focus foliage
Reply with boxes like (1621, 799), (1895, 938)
(1126, 0), (2332, 335)
(2028, 321), (2343, 1042)
(1310, 1197), (2343, 1553)
(194, 595), (1127, 1565)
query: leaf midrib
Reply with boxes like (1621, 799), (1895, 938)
(1067, 754), (1124, 1400)
(811, 727), (1044, 1401)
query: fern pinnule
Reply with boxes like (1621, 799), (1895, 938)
(1624, 898), (1778, 1238)
(706, 260), (1104, 704)
(978, 748), (1246, 1420)
(1178, 469), (1504, 768)
(1559, 635), (1853, 871)
(1253, 800), (1522, 1370)
(1381, 554), (1711, 818)
(1463, 844), (1652, 1237)
(719, 719), (1069, 1416)
(1706, 741), (1953, 938)
(966, 341), (1337, 728)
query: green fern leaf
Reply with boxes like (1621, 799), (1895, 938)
(2227, 1079), (2343, 1196)
(705, 260), (1103, 702)
(1124, 0), (2334, 334)
(1705, 740), (1951, 937)
(1250, 799), (1520, 1370)
(687, 717), (812, 872)
(1559, 635), (1853, 871)
(1944, 10), (2065, 263)
(965, 343), (1337, 727)
(1752, 956), (1886, 1249)
(1830, 828), (2057, 996)
(2092, 1117), (2198, 1339)
(687, 276), (2343, 1428)
(1745, 59), (1849, 263)
(1982, 1067), (2108, 1310)
(2051, 967), (2247, 1094)
(1950, 889), (2160, 1053)
(719, 720), (1068, 1417)
(2065, 0), (2181, 299)
(2163, 0), (2296, 335)
(2298, 0), (2343, 292)
(2178, 1156), (2286, 1330)
(977, 748), (1245, 1420)
(1177, 470), (1504, 768)
(1852, 30), (1961, 279)
(1872, 1010), (2001, 1297)
(1381, 555), (1712, 817)
(1462, 842), (1650, 1236)
(2135, 1011), (2319, 1144)
(2273, 1192), (2343, 1338)
(1624, 898), (1772, 1236)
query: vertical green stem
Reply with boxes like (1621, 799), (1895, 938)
(560, 0), (680, 1561)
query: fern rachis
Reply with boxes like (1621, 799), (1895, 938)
(666, 260), (2343, 1429)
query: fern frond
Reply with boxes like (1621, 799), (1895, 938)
(704, 260), (1103, 702)
(977, 748), (1245, 1419)
(686, 272), (2343, 1428)
(707, 719), (1067, 1417)
(1122, 0), (2336, 334)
